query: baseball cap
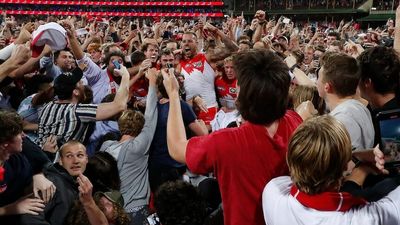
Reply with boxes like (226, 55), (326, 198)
(31, 22), (67, 58)
(95, 190), (124, 208)
(53, 68), (83, 100)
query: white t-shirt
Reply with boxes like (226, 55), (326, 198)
(262, 176), (400, 225)
(330, 99), (374, 150)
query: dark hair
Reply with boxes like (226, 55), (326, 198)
(101, 93), (116, 103)
(357, 46), (400, 95)
(155, 181), (207, 225)
(320, 52), (360, 97)
(141, 42), (158, 53)
(234, 49), (290, 125)
(54, 48), (71, 61)
(327, 31), (340, 41)
(130, 50), (146, 66)
(95, 131), (121, 153)
(0, 110), (23, 144)
(81, 85), (93, 104)
(31, 87), (55, 107)
(104, 51), (126, 66)
(24, 75), (53, 97)
(84, 152), (121, 193)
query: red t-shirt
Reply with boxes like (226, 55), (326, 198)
(186, 110), (302, 225)
(130, 76), (149, 99)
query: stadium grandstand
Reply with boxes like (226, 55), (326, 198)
(0, 0), (397, 24)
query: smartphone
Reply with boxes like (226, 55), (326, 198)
(282, 17), (291, 24)
(376, 109), (400, 168)
(113, 60), (121, 70)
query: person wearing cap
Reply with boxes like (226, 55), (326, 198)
(64, 21), (128, 104)
(66, 150), (128, 225)
(36, 65), (130, 149)
(94, 191), (130, 225)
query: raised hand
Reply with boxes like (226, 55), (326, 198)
(10, 43), (31, 66)
(77, 174), (94, 206)
(161, 68), (179, 97)
(145, 68), (158, 85)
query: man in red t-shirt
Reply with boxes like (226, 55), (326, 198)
(162, 49), (316, 225)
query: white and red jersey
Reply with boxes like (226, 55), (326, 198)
(180, 53), (217, 108)
(215, 76), (238, 109)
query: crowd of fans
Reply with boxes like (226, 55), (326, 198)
(253, 0), (366, 10)
(373, 0), (400, 11)
(1, 0), (370, 14)
(0, 4), (400, 225)
(0, 5), (222, 13)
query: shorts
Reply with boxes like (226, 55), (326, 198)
(197, 107), (218, 125)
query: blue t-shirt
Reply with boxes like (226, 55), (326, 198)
(149, 100), (196, 168)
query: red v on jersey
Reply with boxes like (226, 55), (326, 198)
(181, 54), (206, 75)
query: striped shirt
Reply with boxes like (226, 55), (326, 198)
(37, 102), (98, 147)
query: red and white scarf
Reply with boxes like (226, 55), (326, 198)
(290, 185), (366, 212)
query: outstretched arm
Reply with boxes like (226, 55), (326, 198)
(163, 69), (189, 163)
(204, 23), (238, 64)
(96, 65), (129, 120)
